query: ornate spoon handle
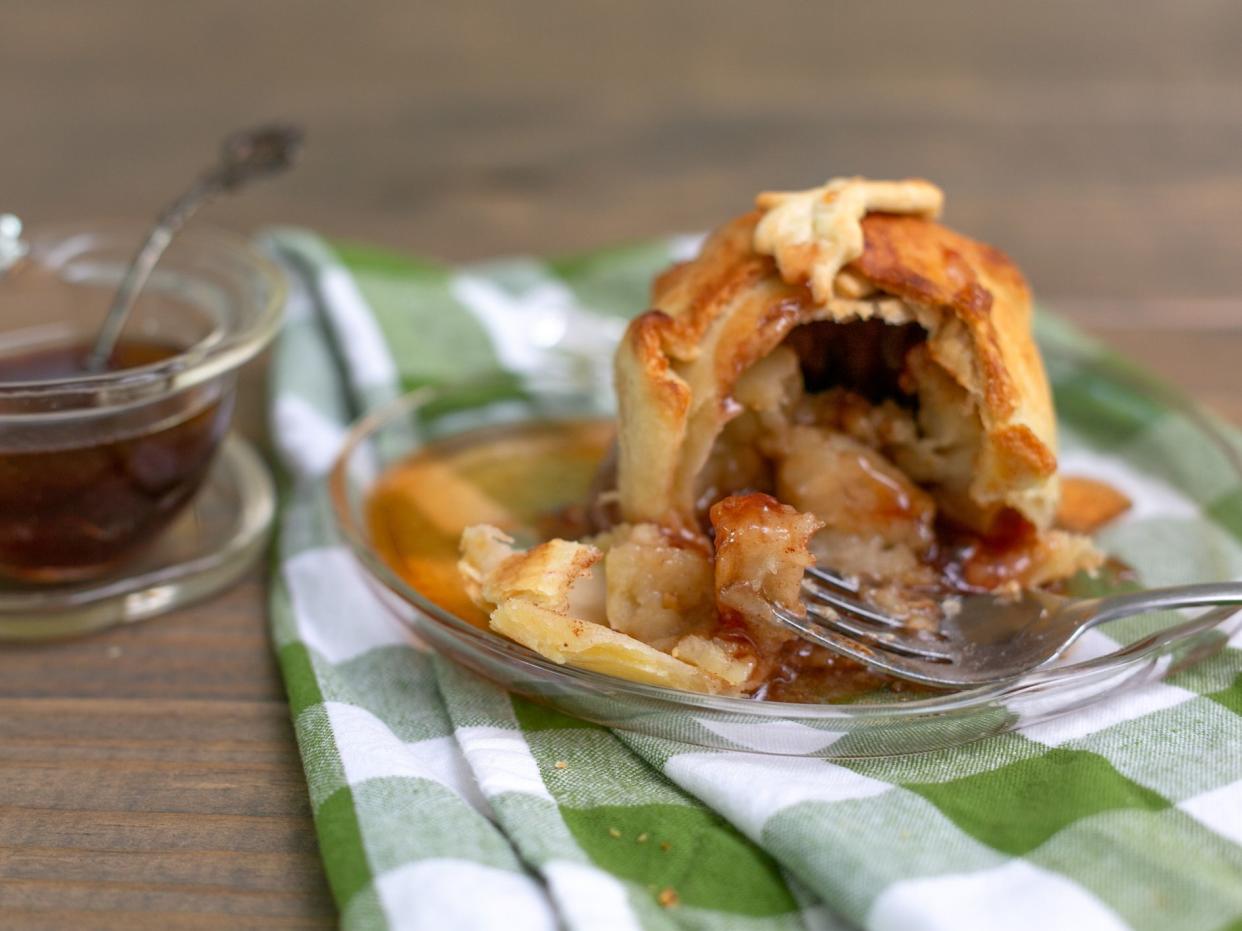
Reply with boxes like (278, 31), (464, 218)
(84, 123), (303, 372)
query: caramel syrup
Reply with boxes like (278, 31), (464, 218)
(367, 419), (615, 627)
(366, 419), (1131, 704)
(367, 420), (917, 703)
(0, 341), (231, 582)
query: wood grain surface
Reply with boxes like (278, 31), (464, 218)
(2, 1), (1240, 927)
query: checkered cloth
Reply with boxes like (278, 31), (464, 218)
(263, 228), (1242, 931)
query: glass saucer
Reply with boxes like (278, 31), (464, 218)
(0, 435), (274, 640)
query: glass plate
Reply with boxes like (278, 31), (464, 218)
(0, 435), (275, 640)
(329, 335), (1242, 757)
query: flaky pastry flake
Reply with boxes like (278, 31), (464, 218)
(754, 177), (943, 303)
(459, 524), (739, 695)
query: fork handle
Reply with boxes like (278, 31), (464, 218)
(1074, 582), (1242, 631)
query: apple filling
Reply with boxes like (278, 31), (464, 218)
(459, 317), (1100, 696)
(455, 178), (1116, 698)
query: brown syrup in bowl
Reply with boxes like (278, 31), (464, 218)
(0, 341), (231, 582)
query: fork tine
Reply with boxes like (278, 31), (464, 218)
(805, 565), (861, 593)
(801, 577), (905, 628)
(769, 603), (944, 681)
(804, 603), (952, 661)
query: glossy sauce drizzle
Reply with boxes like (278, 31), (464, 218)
(367, 419), (616, 627)
(367, 420), (1130, 703)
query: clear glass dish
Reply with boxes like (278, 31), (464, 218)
(0, 434), (275, 640)
(328, 338), (1242, 757)
(0, 221), (284, 585)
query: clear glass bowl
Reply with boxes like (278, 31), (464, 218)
(329, 347), (1242, 757)
(0, 221), (284, 583)
(0, 434), (275, 640)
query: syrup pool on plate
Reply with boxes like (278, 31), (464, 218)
(365, 418), (914, 702)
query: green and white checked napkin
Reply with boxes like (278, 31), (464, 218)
(263, 228), (1242, 931)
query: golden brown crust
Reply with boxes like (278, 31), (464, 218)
(615, 215), (810, 531)
(452, 181), (1108, 696)
(755, 178), (945, 301)
(614, 182), (1063, 533)
(614, 311), (692, 526)
(459, 524), (736, 694)
(1056, 476), (1132, 533)
(849, 213), (1059, 513)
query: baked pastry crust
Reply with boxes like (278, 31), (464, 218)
(615, 178), (1059, 534)
(457, 177), (1107, 698)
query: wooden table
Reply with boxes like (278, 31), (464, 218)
(2, 1), (1240, 927)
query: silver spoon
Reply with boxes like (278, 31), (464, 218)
(84, 122), (304, 372)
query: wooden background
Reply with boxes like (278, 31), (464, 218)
(2, 1), (1240, 926)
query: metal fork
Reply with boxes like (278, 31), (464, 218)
(768, 566), (1242, 688)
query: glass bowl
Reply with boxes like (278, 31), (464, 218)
(328, 350), (1242, 758)
(0, 434), (275, 640)
(0, 221), (284, 583)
